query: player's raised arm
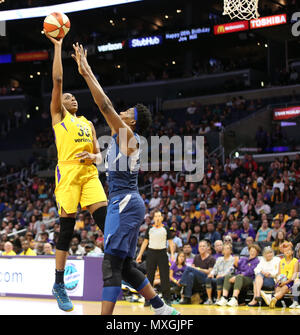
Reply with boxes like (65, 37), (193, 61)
(45, 32), (66, 126)
(71, 43), (137, 153)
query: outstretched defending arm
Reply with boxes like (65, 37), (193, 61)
(45, 32), (66, 126)
(71, 43), (137, 155)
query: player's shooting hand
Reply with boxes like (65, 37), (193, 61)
(76, 151), (95, 162)
(44, 29), (63, 46)
(71, 42), (89, 76)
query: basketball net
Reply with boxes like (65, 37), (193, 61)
(223, 0), (260, 20)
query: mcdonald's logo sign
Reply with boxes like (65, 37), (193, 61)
(214, 20), (249, 35)
(217, 25), (225, 34)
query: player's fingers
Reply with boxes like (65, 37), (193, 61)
(75, 152), (85, 157)
(85, 49), (87, 58)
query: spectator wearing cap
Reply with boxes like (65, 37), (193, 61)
(85, 242), (103, 257)
(240, 217), (256, 243)
(168, 226), (183, 250)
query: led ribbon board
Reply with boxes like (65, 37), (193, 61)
(0, 0), (142, 21)
(165, 27), (210, 42)
(250, 14), (287, 29)
(129, 35), (163, 48)
(273, 106), (300, 120)
(214, 20), (249, 35)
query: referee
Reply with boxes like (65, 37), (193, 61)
(136, 209), (175, 306)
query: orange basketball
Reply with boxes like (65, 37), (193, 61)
(43, 12), (70, 39)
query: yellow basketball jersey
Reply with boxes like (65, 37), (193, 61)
(279, 257), (298, 280)
(53, 111), (94, 161)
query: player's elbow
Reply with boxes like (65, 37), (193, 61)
(53, 76), (63, 84)
(97, 98), (112, 114)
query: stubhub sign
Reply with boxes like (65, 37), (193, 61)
(129, 35), (163, 48)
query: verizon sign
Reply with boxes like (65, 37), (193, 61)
(273, 106), (300, 120)
(214, 21), (249, 35)
(250, 14), (287, 29)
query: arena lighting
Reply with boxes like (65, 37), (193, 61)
(0, 0), (142, 21)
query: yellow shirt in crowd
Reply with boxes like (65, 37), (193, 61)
(19, 248), (37, 256)
(2, 250), (16, 256)
(279, 257), (298, 280)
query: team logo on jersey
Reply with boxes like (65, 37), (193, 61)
(64, 263), (81, 293)
(71, 117), (75, 122)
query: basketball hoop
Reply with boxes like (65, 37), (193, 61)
(223, 0), (260, 20)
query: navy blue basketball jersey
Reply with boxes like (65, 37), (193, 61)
(105, 133), (140, 198)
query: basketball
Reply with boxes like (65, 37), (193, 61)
(43, 12), (70, 39)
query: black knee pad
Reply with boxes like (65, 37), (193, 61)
(56, 217), (75, 251)
(102, 253), (123, 287)
(92, 206), (107, 233)
(122, 257), (146, 290)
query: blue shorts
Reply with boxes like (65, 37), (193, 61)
(104, 192), (145, 259)
(257, 273), (275, 290)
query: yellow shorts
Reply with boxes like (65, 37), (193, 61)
(54, 161), (107, 215)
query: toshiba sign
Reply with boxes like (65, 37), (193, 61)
(250, 14), (287, 29)
(214, 21), (249, 35)
(273, 106), (300, 120)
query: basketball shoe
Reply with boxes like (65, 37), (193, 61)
(52, 283), (74, 312)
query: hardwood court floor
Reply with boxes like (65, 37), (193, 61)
(1, 297), (300, 315)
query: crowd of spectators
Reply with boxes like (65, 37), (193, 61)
(1, 142), (300, 307)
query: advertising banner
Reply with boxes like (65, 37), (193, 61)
(250, 14), (287, 29)
(129, 35), (163, 48)
(0, 257), (84, 297)
(165, 27), (210, 42)
(214, 21), (249, 35)
(15, 51), (49, 62)
(273, 106), (300, 120)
